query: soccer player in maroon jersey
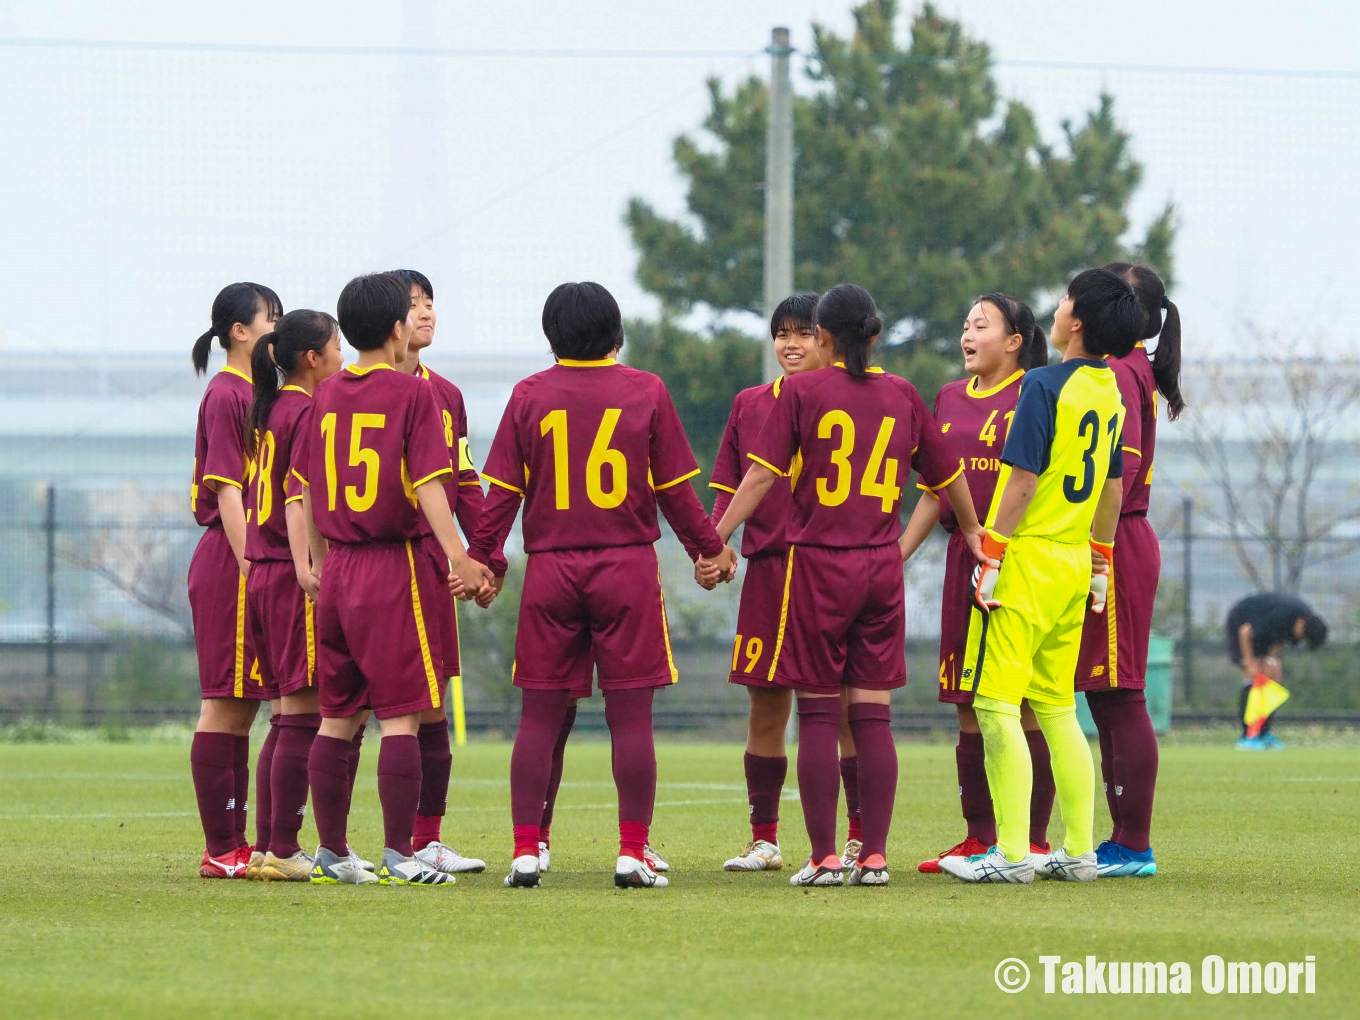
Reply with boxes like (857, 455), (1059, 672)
(1075, 263), (1184, 878)
(241, 309), (343, 881)
(712, 293), (863, 872)
(467, 281), (735, 890)
(897, 294), (1057, 873)
(388, 268), (489, 876)
(293, 272), (495, 886)
(188, 281), (281, 879)
(716, 284), (985, 887)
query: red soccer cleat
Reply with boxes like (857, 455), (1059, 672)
(918, 836), (990, 873)
(200, 847), (246, 879)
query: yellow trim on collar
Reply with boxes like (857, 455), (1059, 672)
(558, 357), (618, 368)
(772, 376), (783, 397)
(346, 363), (394, 375)
(280, 384), (311, 396)
(831, 361), (884, 374)
(966, 370), (1024, 399)
(221, 365), (252, 383)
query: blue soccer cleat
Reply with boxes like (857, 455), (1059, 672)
(1095, 840), (1157, 877)
(1259, 733), (1287, 750)
(1236, 736), (1265, 751)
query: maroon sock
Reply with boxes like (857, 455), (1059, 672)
(605, 688), (657, 856)
(956, 730), (996, 845)
(191, 732), (238, 857)
(1025, 727), (1055, 849)
(846, 704), (896, 862)
(796, 698), (842, 864)
(232, 735), (250, 847)
(345, 724), (366, 817)
(253, 716), (279, 853)
(1102, 688), (1160, 853)
(413, 722), (452, 850)
(270, 713), (319, 858)
(511, 689), (572, 858)
(307, 734), (353, 856)
(540, 704), (577, 840)
(1087, 691), (1120, 838)
(745, 752), (786, 844)
(377, 734), (422, 857)
(839, 755), (861, 842)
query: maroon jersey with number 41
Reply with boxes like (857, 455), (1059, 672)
(192, 367), (255, 527)
(292, 365), (453, 544)
(245, 386), (312, 562)
(709, 379), (793, 558)
(748, 364), (961, 548)
(921, 370), (1024, 531)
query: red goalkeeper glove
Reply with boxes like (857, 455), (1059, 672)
(1088, 539), (1115, 614)
(969, 529), (1010, 613)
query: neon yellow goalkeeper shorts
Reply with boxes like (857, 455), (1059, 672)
(959, 535), (1090, 707)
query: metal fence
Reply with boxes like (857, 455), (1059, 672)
(2, 479), (1356, 730)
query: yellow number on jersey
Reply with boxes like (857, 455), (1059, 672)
(255, 430), (277, 525)
(442, 409), (455, 450)
(538, 409), (629, 511)
(860, 416), (899, 513)
(731, 634), (764, 675)
(979, 409), (999, 447)
(320, 411), (386, 513)
(816, 410), (855, 506)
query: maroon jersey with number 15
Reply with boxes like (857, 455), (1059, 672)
(292, 365), (453, 544)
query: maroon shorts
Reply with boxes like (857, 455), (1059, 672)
(937, 530), (977, 705)
(315, 540), (445, 720)
(420, 535), (460, 681)
(1075, 514), (1160, 692)
(246, 559), (315, 698)
(513, 544), (676, 694)
(728, 552), (788, 687)
(188, 526), (265, 700)
(768, 543), (906, 694)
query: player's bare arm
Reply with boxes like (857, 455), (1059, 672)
(284, 498), (320, 602)
(1238, 622), (1259, 676)
(300, 487), (327, 579)
(986, 467), (1038, 551)
(414, 480), (493, 601)
(939, 473), (985, 563)
(714, 462), (779, 545)
(214, 481), (251, 578)
(899, 490), (938, 564)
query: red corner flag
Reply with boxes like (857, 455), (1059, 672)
(1244, 673), (1290, 738)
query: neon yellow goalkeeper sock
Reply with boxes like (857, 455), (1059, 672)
(1028, 699), (1095, 857)
(973, 695), (1031, 863)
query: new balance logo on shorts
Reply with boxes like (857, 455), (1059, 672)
(1089, 665), (1107, 678)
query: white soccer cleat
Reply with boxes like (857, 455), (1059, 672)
(414, 841), (487, 874)
(1031, 846), (1098, 882)
(723, 839), (783, 871)
(310, 846), (379, 885)
(614, 855), (668, 889)
(840, 838), (863, 871)
(847, 853), (889, 886)
(537, 842), (551, 873)
(938, 846), (1035, 884)
(346, 844), (374, 872)
(789, 855), (844, 887)
(643, 844), (669, 873)
(377, 848), (455, 886)
(505, 854), (542, 889)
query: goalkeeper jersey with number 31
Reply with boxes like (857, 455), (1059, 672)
(990, 358), (1126, 545)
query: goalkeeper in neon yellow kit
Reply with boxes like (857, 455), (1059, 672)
(941, 269), (1142, 884)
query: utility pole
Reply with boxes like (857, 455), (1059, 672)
(763, 26), (794, 383)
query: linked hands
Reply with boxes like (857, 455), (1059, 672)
(448, 555), (498, 606)
(693, 546), (738, 590)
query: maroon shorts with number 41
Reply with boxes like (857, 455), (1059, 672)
(315, 540), (446, 720)
(246, 559), (315, 698)
(1074, 513), (1160, 692)
(938, 529), (980, 705)
(188, 525), (266, 700)
(768, 543), (907, 694)
(512, 543), (677, 696)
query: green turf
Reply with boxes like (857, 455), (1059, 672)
(1, 739), (1355, 1018)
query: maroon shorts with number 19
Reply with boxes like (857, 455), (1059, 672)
(512, 543), (677, 696)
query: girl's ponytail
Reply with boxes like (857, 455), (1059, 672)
(1102, 262), (1184, 420)
(192, 329), (216, 376)
(1152, 296), (1184, 420)
(244, 334), (281, 458)
(815, 284), (881, 379)
(1022, 323), (1049, 370)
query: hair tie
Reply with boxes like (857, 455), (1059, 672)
(1161, 295), (1170, 308)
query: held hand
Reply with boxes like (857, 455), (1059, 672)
(449, 557), (495, 603)
(694, 559), (720, 591)
(1088, 540), (1114, 614)
(714, 545), (738, 582)
(969, 530), (1010, 614)
(296, 569), (321, 603)
(475, 575), (504, 609)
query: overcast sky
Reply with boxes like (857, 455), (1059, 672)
(0, 0), (1356, 364)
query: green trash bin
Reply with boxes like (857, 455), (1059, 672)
(1075, 634), (1174, 735)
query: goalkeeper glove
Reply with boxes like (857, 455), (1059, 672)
(1088, 539), (1115, 614)
(969, 529), (1010, 613)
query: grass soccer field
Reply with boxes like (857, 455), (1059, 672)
(1, 737), (1355, 1018)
